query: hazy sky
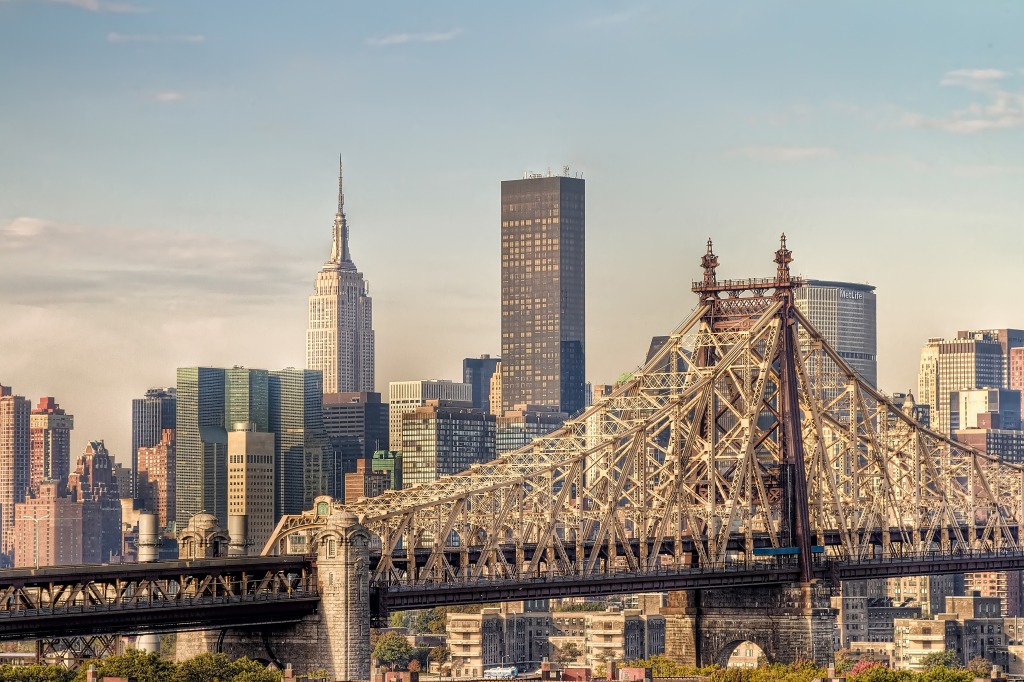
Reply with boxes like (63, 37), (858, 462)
(1, 1), (1022, 461)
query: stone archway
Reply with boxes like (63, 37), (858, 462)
(723, 640), (767, 669)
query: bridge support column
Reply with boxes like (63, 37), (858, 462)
(176, 512), (372, 681)
(663, 583), (835, 668)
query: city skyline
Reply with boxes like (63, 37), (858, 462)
(2, 2), (1023, 459)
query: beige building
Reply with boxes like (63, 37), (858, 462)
(489, 365), (502, 417)
(893, 595), (1007, 671)
(227, 427), (275, 553)
(447, 599), (664, 678)
(388, 380), (473, 449)
(306, 158), (375, 394)
(887, 574), (957, 617)
(13, 481), (85, 568)
(0, 386), (30, 556)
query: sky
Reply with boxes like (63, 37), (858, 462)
(1, 1), (1023, 461)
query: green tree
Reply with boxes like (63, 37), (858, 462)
(229, 657), (281, 682)
(173, 652), (235, 682)
(373, 631), (415, 670)
(920, 650), (962, 671)
(74, 649), (175, 682)
(428, 646), (451, 665)
(0, 664), (76, 682)
(834, 649), (854, 675)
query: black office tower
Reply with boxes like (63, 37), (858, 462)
(500, 172), (585, 416)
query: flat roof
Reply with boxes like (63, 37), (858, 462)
(803, 279), (876, 293)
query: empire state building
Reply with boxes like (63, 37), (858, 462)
(306, 157), (375, 393)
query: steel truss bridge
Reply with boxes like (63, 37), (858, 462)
(2, 236), (1024, 641)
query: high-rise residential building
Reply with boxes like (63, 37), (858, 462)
(323, 391), (388, 496)
(496, 404), (567, 454)
(886, 575), (959, 618)
(969, 329), (1024, 387)
(227, 426), (275, 554)
(28, 398), (73, 497)
(0, 385), (31, 558)
(67, 440), (122, 562)
(13, 481), (94, 568)
(400, 400), (496, 488)
(463, 355), (501, 414)
(500, 171), (586, 416)
(388, 380), (473, 449)
(176, 367), (228, 528)
(136, 429), (175, 530)
(794, 280), (878, 387)
(131, 387), (176, 498)
(1011, 347), (1024, 392)
(306, 157), (375, 395)
(269, 368), (328, 517)
(918, 332), (1009, 436)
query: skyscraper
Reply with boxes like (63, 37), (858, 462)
(131, 387), (176, 498)
(307, 157), (375, 394)
(137, 429), (175, 530)
(28, 398), (73, 497)
(463, 355), (501, 413)
(918, 333), (1005, 435)
(500, 172), (586, 416)
(67, 440), (122, 562)
(388, 380), (473, 449)
(176, 367), (228, 528)
(400, 400), (496, 488)
(269, 368), (328, 517)
(794, 280), (878, 387)
(0, 385), (30, 558)
(322, 391), (388, 497)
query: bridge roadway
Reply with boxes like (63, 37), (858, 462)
(0, 556), (318, 640)
(3, 550), (1024, 640)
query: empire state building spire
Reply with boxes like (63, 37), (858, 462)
(329, 155), (352, 266)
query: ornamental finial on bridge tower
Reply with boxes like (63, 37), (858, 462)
(774, 233), (793, 285)
(701, 238), (718, 288)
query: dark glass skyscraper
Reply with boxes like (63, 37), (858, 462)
(500, 173), (585, 416)
(269, 369), (328, 517)
(462, 355), (501, 413)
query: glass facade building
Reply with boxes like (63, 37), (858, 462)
(495, 404), (567, 454)
(269, 368), (328, 517)
(400, 401), (495, 488)
(463, 355), (501, 414)
(794, 280), (877, 388)
(500, 174), (586, 416)
(175, 367), (227, 529)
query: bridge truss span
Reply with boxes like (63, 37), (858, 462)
(265, 236), (1024, 593)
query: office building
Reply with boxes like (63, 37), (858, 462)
(500, 171), (586, 416)
(463, 355), (501, 413)
(176, 367), (228, 528)
(1011, 347), (1024, 392)
(388, 380), (473, 449)
(131, 387), (176, 497)
(269, 368), (328, 516)
(956, 425), (1024, 462)
(306, 157), (375, 394)
(0, 385), (30, 557)
(950, 388), (1021, 432)
(343, 459), (389, 504)
(227, 426), (275, 554)
(401, 400), (495, 488)
(972, 329), (1024, 387)
(918, 332), (1007, 436)
(13, 481), (93, 568)
(794, 280), (877, 387)
(496, 404), (567, 454)
(136, 429), (175, 530)
(323, 392), (388, 495)
(488, 365), (502, 417)
(28, 398), (73, 497)
(67, 441), (122, 562)
(371, 450), (402, 491)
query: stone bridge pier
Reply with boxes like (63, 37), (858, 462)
(176, 511), (372, 681)
(663, 583), (835, 667)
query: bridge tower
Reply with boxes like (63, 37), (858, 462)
(662, 236), (833, 667)
(177, 508), (372, 680)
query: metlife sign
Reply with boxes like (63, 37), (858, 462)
(839, 289), (864, 301)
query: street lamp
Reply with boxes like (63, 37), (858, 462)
(18, 509), (51, 569)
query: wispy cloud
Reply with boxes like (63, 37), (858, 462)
(366, 28), (461, 47)
(582, 8), (642, 30)
(153, 91), (185, 102)
(107, 32), (205, 44)
(1, 217), (306, 307)
(727, 146), (836, 162)
(18, 0), (152, 13)
(902, 68), (1024, 134)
